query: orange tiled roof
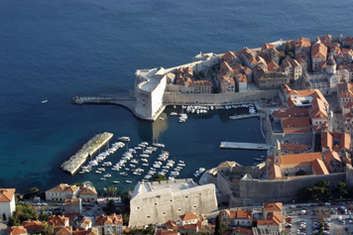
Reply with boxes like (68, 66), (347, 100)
(156, 229), (179, 235)
(0, 188), (15, 202)
(47, 184), (79, 194)
(281, 116), (311, 131)
(180, 213), (199, 221)
(8, 226), (27, 235)
(22, 220), (44, 232)
(79, 186), (97, 196)
(48, 215), (69, 227)
(295, 37), (311, 48)
(236, 209), (252, 220)
(55, 227), (72, 235)
(233, 227), (253, 235)
(312, 41), (328, 59)
(95, 214), (122, 225)
(264, 202), (283, 212)
(267, 60), (280, 71)
(312, 158), (329, 175)
(222, 51), (237, 63)
(279, 152), (322, 168)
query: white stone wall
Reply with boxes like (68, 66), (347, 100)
(128, 184), (217, 228)
(0, 195), (15, 221)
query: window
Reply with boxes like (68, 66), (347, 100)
(137, 207), (140, 210)
(154, 202), (158, 206)
(162, 212), (166, 215)
(170, 200), (173, 202)
(185, 195), (188, 199)
(147, 216), (151, 219)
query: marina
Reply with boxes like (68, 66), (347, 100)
(219, 141), (270, 150)
(61, 132), (114, 175)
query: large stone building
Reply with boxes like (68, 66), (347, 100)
(129, 179), (217, 228)
(135, 68), (167, 121)
(45, 184), (80, 202)
(0, 188), (15, 222)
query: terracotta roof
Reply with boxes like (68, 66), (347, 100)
(73, 229), (88, 235)
(281, 116), (311, 133)
(267, 60), (280, 71)
(0, 188), (15, 202)
(156, 229), (179, 235)
(222, 51), (237, 64)
(279, 152), (322, 168)
(323, 150), (342, 172)
(47, 184), (79, 194)
(219, 209), (236, 219)
(235, 72), (248, 83)
(180, 213), (199, 221)
(310, 96), (328, 120)
(295, 37), (311, 49)
(337, 82), (353, 99)
(262, 43), (276, 50)
(236, 209), (252, 220)
(220, 61), (233, 74)
(48, 215), (69, 227)
(79, 186), (97, 196)
(322, 132), (351, 152)
(8, 226), (27, 235)
(264, 202), (283, 212)
(233, 227), (253, 235)
(312, 41), (328, 59)
(95, 214), (122, 225)
(22, 220), (44, 232)
(55, 227), (72, 235)
(312, 158), (329, 175)
(257, 211), (282, 226)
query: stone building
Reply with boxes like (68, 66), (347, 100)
(79, 185), (97, 203)
(95, 214), (123, 235)
(281, 57), (303, 81)
(45, 184), (79, 202)
(135, 68), (167, 121)
(337, 82), (353, 131)
(128, 179), (217, 228)
(0, 188), (16, 222)
(8, 226), (28, 235)
(312, 40), (328, 72)
(63, 197), (82, 215)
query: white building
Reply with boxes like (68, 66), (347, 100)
(135, 68), (167, 121)
(45, 184), (79, 202)
(129, 179), (217, 228)
(0, 188), (16, 222)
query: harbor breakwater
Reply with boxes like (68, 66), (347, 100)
(61, 132), (114, 175)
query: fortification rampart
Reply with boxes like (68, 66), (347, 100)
(163, 89), (279, 105)
(238, 173), (345, 206)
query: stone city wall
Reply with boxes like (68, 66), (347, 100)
(237, 172), (345, 206)
(163, 89), (279, 105)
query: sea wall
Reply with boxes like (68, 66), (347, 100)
(237, 173), (345, 206)
(163, 89), (279, 105)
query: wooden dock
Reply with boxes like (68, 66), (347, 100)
(220, 141), (270, 150)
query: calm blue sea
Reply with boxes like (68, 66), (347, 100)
(0, 0), (352, 193)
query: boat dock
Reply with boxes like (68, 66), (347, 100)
(61, 132), (114, 175)
(229, 113), (260, 120)
(219, 141), (270, 150)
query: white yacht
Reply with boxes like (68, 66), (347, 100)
(118, 136), (131, 142)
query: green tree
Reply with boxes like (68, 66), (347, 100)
(106, 186), (118, 197)
(214, 215), (226, 235)
(153, 174), (167, 182)
(23, 187), (41, 200)
(8, 203), (38, 226)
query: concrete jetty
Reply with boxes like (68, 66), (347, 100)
(72, 95), (136, 114)
(229, 113), (260, 120)
(220, 141), (270, 150)
(61, 132), (114, 175)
